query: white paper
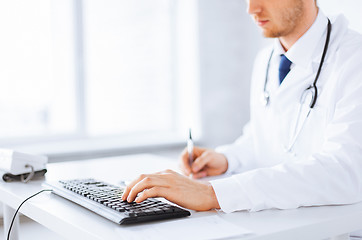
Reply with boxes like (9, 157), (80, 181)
(116, 215), (252, 240)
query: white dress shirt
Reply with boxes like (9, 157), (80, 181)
(210, 10), (362, 213)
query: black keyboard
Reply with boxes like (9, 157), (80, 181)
(44, 179), (190, 224)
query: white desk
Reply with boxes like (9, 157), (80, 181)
(1, 154), (362, 240)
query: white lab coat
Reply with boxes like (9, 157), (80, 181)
(210, 11), (362, 213)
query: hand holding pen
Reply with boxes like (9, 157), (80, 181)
(180, 130), (229, 179)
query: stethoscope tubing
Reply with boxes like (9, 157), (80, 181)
(262, 19), (332, 154)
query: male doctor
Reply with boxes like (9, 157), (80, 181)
(122, 0), (362, 213)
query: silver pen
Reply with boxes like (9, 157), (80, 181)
(187, 128), (194, 175)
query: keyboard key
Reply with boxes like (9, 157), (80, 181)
(154, 209), (164, 214)
(116, 207), (125, 212)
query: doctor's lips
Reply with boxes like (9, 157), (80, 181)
(254, 16), (269, 27)
(256, 19), (269, 27)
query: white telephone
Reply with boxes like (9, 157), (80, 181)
(0, 149), (47, 182)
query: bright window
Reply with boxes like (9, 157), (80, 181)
(0, 0), (200, 154)
(84, 0), (175, 136)
(0, 0), (77, 140)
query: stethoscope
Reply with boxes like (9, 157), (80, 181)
(261, 19), (332, 154)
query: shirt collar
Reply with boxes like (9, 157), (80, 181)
(273, 10), (329, 69)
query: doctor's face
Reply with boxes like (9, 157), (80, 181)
(246, 0), (305, 38)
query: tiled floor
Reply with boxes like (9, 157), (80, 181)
(0, 216), (65, 240)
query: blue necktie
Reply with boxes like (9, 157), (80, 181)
(279, 54), (292, 84)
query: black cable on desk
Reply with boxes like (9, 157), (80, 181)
(7, 189), (53, 240)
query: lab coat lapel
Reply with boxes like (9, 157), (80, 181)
(273, 64), (314, 112)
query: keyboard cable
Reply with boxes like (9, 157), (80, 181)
(7, 189), (53, 240)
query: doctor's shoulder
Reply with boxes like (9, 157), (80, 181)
(254, 45), (273, 64)
(329, 14), (362, 59)
(329, 29), (362, 103)
(336, 28), (362, 58)
(250, 45), (273, 78)
(334, 29), (362, 76)
(249, 45), (273, 91)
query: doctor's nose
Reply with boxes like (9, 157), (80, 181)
(246, 0), (262, 15)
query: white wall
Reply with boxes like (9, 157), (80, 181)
(197, 0), (263, 148)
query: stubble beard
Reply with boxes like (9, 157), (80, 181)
(263, 0), (304, 38)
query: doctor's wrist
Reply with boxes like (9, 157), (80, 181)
(206, 183), (220, 210)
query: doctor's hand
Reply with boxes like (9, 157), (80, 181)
(121, 169), (220, 211)
(180, 146), (228, 179)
